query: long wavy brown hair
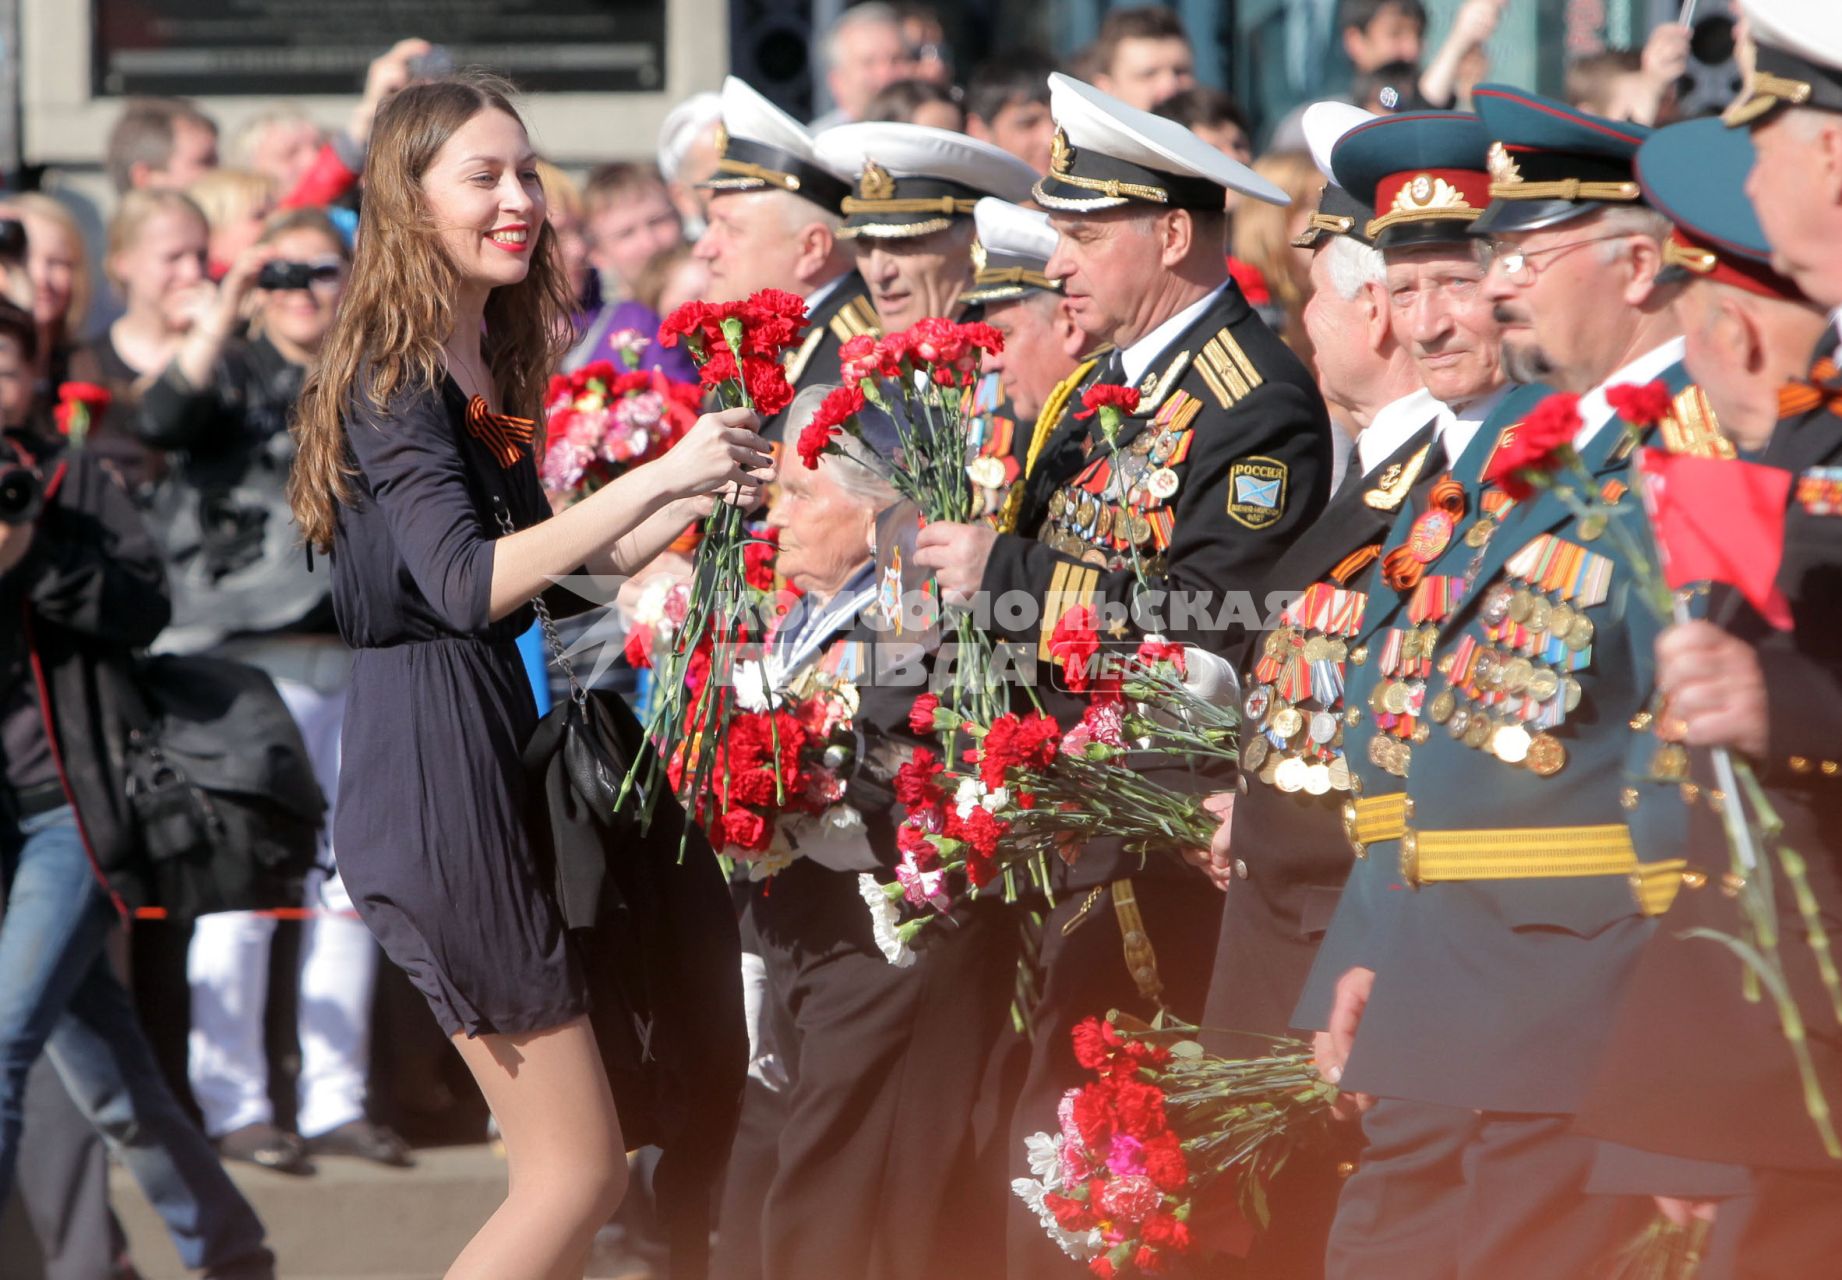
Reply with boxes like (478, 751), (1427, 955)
(289, 72), (573, 551)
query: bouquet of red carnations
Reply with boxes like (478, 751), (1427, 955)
(670, 669), (863, 880)
(539, 351), (703, 503)
(1012, 1014), (1338, 1278)
(620, 290), (807, 835)
(861, 634), (1239, 962)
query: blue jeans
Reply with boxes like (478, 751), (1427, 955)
(0, 804), (274, 1279)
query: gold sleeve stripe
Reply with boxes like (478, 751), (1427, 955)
(1039, 562), (1099, 660)
(828, 297), (882, 343)
(1200, 337), (1251, 405)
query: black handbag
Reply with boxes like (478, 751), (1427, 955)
(510, 521), (746, 1280)
(119, 652), (326, 921)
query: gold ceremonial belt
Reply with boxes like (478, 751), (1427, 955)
(1400, 822), (1686, 915)
(1343, 792), (1407, 856)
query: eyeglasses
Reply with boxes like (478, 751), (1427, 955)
(1480, 234), (1629, 285)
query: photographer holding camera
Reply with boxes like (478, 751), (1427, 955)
(0, 296), (277, 1277)
(134, 206), (412, 1174)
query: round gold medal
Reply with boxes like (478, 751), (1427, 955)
(1526, 733), (1567, 776)
(1242, 736), (1270, 772)
(1429, 689), (1457, 723)
(1525, 668), (1561, 702)
(1271, 707), (1305, 740)
(1274, 755), (1309, 793)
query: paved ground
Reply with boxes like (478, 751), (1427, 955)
(114, 1143), (507, 1280)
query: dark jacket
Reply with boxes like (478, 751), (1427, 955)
(760, 272), (879, 446)
(1202, 419), (1441, 1042)
(982, 279), (1333, 891)
(135, 336), (329, 650)
(1577, 353), (1842, 1171)
(3, 426), (170, 902)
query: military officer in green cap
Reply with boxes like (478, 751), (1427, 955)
(1190, 102), (1529, 1278)
(1574, 23), (1842, 1272)
(1308, 85), (1734, 1278)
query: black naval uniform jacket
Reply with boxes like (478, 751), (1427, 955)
(1577, 356), (1842, 1173)
(1202, 418), (1442, 1043)
(761, 272), (880, 445)
(978, 280), (1333, 893)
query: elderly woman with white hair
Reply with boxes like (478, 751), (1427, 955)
(714, 386), (1020, 1280)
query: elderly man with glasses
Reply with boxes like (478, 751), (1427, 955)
(1304, 84), (1735, 1279)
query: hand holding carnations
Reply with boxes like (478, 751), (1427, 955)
(654, 406), (776, 511)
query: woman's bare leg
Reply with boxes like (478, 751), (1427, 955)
(444, 1016), (626, 1280)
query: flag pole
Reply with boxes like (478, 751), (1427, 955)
(1672, 591), (1757, 872)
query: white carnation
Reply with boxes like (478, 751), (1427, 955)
(857, 874), (917, 968)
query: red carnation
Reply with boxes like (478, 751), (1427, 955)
(839, 333), (902, 384)
(1606, 379), (1673, 428)
(720, 806), (771, 852)
(736, 289), (809, 356)
(743, 530), (781, 593)
(1484, 391), (1583, 501)
(657, 300), (714, 350)
(1071, 1082), (1118, 1150)
(1048, 1194), (1099, 1234)
(893, 749), (946, 808)
(1135, 639), (1187, 676)
(1133, 1246), (1166, 1274)
(1049, 606), (1103, 693)
(1071, 1017), (1113, 1070)
(1142, 1133), (1190, 1193)
(798, 385), (865, 469)
(623, 623), (655, 670)
(1080, 383), (1141, 419)
(909, 692), (941, 735)
(1088, 1257), (1117, 1280)
(896, 821), (942, 867)
(1111, 1079), (1170, 1139)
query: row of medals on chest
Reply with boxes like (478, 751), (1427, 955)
(1241, 624), (1354, 797)
(1046, 421), (1185, 549)
(1370, 581), (1597, 779)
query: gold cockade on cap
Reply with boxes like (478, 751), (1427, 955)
(859, 158), (896, 201)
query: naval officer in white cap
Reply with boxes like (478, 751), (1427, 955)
(913, 72), (1335, 1280)
(695, 76), (877, 444)
(814, 122), (1037, 333)
(1728, 0), (1842, 312)
(957, 197), (1085, 520)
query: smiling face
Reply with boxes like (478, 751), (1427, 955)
(112, 205), (209, 330)
(852, 222), (974, 330)
(420, 108), (545, 295)
(1385, 243), (1503, 407)
(257, 225), (347, 357)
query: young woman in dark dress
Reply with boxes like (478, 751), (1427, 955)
(287, 75), (771, 1279)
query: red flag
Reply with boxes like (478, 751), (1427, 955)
(1638, 448), (1794, 629)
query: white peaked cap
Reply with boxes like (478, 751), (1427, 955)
(1035, 72), (1290, 211)
(973, 198), (1058, 267)
(813, 122), (1039, 201)
(1302, 101), (1379, 184)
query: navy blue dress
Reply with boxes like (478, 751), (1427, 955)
(331, 374), (587, 1038)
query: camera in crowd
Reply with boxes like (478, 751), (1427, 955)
(0, 460), (41, 525)
(256, 260), (342, 292)
(0, 218), (26, 268)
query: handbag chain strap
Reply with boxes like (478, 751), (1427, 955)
(494, 500), (588, 709)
